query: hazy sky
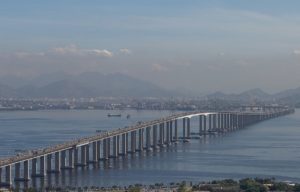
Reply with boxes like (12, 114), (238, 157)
(1, 0), (300, 94)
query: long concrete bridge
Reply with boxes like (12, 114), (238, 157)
(0, 107), (294, 187)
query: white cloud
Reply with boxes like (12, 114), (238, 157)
(85, 49), (113, 57)
(52, 44), (113, 57)
(119, 48), (132, 55)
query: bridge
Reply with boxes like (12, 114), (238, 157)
(0, 107), (294, 187)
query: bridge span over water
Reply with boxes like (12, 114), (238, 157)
(0, 107), (294, 187)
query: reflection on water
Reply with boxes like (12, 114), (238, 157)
(1, 109), (300, 188)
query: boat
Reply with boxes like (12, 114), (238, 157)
(107, 113), (121, 117)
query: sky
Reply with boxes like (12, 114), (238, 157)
(1, 0), (300, 94)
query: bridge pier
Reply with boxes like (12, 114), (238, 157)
(2, 165), (12, 187)
(131, 131), (136, 153)
(80, 146), (87, 166)
(14, 163), (20, 181)
(68, 149), (74, 168)
(174, 119), (178, 142)
(187, 118), (191, 139)
(213, 114), (216, 129)
(31, 158), (37, 177)
(125, 133), (129, 154)
(102, 139), (108, 160)
(117, 135), (120, 155)
(121, 133), (127, 155)
(146, 127), (152, 150)
(152, 125), (158, 149)
(24, 160), (30, 181)
(61, 150), (66, 168)
(46, 154), (52, 173)
(54, 152), (61, 172)
(112, 136), (118, 157)
(91, 142), (98, 162)
(159, 123), (165, 147)
(138, 129), (144, 151)
(74, 147), (79, 165)
(170, 121), (173, 142)
(40, 156), (46, 176)
(199, 115), (202, 135)
(183, 118), (186, 139)
(165, 121), (170, 145)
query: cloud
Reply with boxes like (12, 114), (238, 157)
(119, 48), (132, 55)
(293, 50), (300, 55)
(152, 63), (168, 72)
(52, 44), (113, 57)
(85, 49), (113, 57)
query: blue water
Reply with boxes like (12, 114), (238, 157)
(0, 109), (300, 187)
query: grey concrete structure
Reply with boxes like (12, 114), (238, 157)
(0, 107), (294, 188)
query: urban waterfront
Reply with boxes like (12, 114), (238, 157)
(0, 109), (299, 188)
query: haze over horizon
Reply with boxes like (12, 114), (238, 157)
(1, 0), (300, 94)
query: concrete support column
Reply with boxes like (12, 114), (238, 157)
(203, 116), (207, 133)
(153, 125), (158, 148)
(40, 156), (46, 176)
(183, 118), (186, 138)
(170, 121), (173, 142)
(61, 150), (66, 168)
(227, 114), (230, 129)
(107, 138), (111, 158)
(31, 158), (37, 176)
(146, 127), (151, 150)
(230, 114), (233, 130)
(117, 135), (120, 155)
(113, 136), (118, 157)
(55, 152), (60, 172)
(92, 142), (98, 162)
(131, 131), (136, 153)
(122, 134), (127, 155)
(103, 139), (108, 160)
(86, 145), (90, 163)
(5, 165), (11, 185)
(214, 114), (217, 129)
(81, 146), (87, 165)
(208, 114), (212, 130)
(46, 154), (52, 173)
(187, 118), (191, 138)
(97, 141), (101, 160)
(24, 159), (29, 181)
(14, 163), (20, 180)
(199, 115), (203, 135)
(224, 113), (227, 130)
(217, 114), (220, 129)
(174, 119), (178, 141)
(125, 133), (129, 154)
(74, 147), (79, 165)
(138, 129), (144, 151)
(166, 121), (170, 144)
(68, 149), (74, 168)
(159, 123), (164, 147)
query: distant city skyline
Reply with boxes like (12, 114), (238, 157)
(1, 0), (300, 94)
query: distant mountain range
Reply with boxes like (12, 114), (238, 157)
(0, 72), (177, 98)
(207, 87), (300, 105)
(0, 72), (300, 105)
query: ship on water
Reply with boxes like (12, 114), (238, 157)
(107, 113), (121, 117)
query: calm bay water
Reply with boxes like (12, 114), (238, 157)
(0, 109), (300, 187)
